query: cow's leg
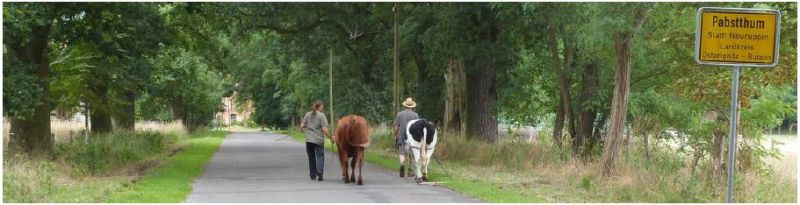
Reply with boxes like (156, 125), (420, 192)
(357, 147), (365, 185)
(338, 145), (349, 183)
(349, 153), (356, 183)
(412, 148), (423, 183)
(423, 147), (435, 181)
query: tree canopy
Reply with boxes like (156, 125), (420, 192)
(3, 2), (796, 179)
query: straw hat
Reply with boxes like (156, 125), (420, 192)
(402, 97), (417, 108)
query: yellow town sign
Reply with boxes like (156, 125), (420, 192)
(696, 8), (781, 66)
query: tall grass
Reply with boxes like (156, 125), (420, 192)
(2, 154), (59, 202)
(54, 131), (177, 175)
(342, 126), (796, 202)
(3, 129), (181, 202)
(136, 121), (186, 135)
(368, 126), (569, 171)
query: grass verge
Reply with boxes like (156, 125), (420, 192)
(3, 130), (228, 203)
(106, 131), (227, 202)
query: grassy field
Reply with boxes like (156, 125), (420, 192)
(2, 120), (228, 203)
(280, 127), (797, 203)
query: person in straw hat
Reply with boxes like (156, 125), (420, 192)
(394, 97), (419, 177)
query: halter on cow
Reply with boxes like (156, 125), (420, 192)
(404, 119), (437, 183)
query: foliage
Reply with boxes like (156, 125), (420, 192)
(738, 85), (795, 171)
(2, 3), (63, 119)
(2, 60), (42, 119)
(136, 92), (175, 122)
(150, 47), (224, 133)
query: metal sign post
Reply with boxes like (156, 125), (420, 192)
(695, 7), (781, 203)
(330, 48), (334, 133)
(725, 65), (740, 203)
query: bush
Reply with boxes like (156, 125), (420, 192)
(55, 131), (175, 175)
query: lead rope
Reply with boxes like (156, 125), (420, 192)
(434, 156), (452, 181)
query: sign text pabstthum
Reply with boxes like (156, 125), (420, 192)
(696, 8), (781, 66)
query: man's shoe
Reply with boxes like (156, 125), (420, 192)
(400, 165), (405, 177)
(317, 174), (323, 181)
(310, 175), (317, 180)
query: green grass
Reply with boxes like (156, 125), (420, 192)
(106, 131), (227, 202)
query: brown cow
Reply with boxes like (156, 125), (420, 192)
(333, 115), (370, 185)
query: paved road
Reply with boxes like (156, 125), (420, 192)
(185, 132), (478, 203)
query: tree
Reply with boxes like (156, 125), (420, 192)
(150, 47), (224, 133)
(418, 3), (524, 142)
(3, 3), (81, 157)
(73, 3), (171, 133)
(44, 3), (173, 134)
(542, 3), (579, 148)
(600, 3), (650, 177)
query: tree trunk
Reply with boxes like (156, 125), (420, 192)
(89, 73), (113, 133)
(465, 6), (499, 143)
(181, 110), (197, 134)
(577, 60), (599, 156)
(600, 7), (650, 176)
(116, 91), (136, 131)
(546, 23), (566, 148)
(553, 103), (566, 147)
(444, 59), (466, 137)
(711, 127), (725, 179)
(690, 150), (703, 175)
(587, 110), (608, 155)
(466, 59), (498, 143)
(562, 35), (577, 145)
(8, 23), (54, 158)
(601, 31), (634, 177)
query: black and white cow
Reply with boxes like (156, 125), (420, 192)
(404, 119), (437, 183)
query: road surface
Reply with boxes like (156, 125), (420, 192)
(185, 131), (478, 203)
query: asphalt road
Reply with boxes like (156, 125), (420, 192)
(185, 131), (478, 203)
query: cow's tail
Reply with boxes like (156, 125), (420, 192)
(420, 127), (428, 165)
